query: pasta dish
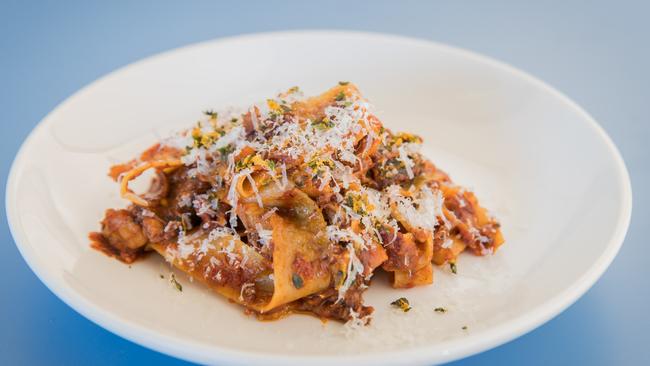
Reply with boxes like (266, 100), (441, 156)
(90, 83), (504, 325)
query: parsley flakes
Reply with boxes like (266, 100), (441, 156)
(391, 297), (411, 312)
(203, 110), (218, 119)
(170, 273), (183, 292)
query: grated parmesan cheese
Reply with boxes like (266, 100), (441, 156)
(397, 146), (414, 179)
(243, 170), (263, 208)
(387, 185), (444, 232)
(441, 238), (453, 249)
(226, 168), (253, 229)
(239, 282), (255, 302)
(255, 223), (273, 246)
(344, 307), (368, 334)
(337, 243), (365, 301)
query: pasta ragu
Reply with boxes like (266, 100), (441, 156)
(89, 83), (504, 325)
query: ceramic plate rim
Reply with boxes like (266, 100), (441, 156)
(5, 30), (633, 365)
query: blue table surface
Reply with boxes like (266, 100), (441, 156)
(2, 1), (649, 365)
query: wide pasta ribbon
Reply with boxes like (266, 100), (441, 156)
(150, 181), (332, 314)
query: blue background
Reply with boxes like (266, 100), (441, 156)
(1, 1), (648, 364)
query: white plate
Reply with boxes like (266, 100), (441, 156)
(6, 31), (632, 365)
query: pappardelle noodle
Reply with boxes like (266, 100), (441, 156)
(90, 83), (504, 324)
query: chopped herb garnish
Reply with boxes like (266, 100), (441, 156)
(311, 117), (334, 130)
(338, 81), (350, 86)
(200, 131), (220, 147)
(203, 110), (218, 118)
(189, 125), (224, 148)
(266, 99), (283, 113)
(462, 325), (468, 330)
(306, 156), (334, 175)
(218, 144), (235, 158)
(292, 273), (304, 289)
(390, 132), (422, 147)
(235, 153), (272, 172)
(345, 195), (354, 208)
(206, 191), (217, 202)
(345, 192), (368, 215)
(267, 159), (276, 171)
(434, 307), (447, 313)
(391, 297), (411, 312)
(280, 104), (292, 113)
(335, 91), (346, 101)
(450, 262), (457, 274)
(170, 273), (183, 292)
